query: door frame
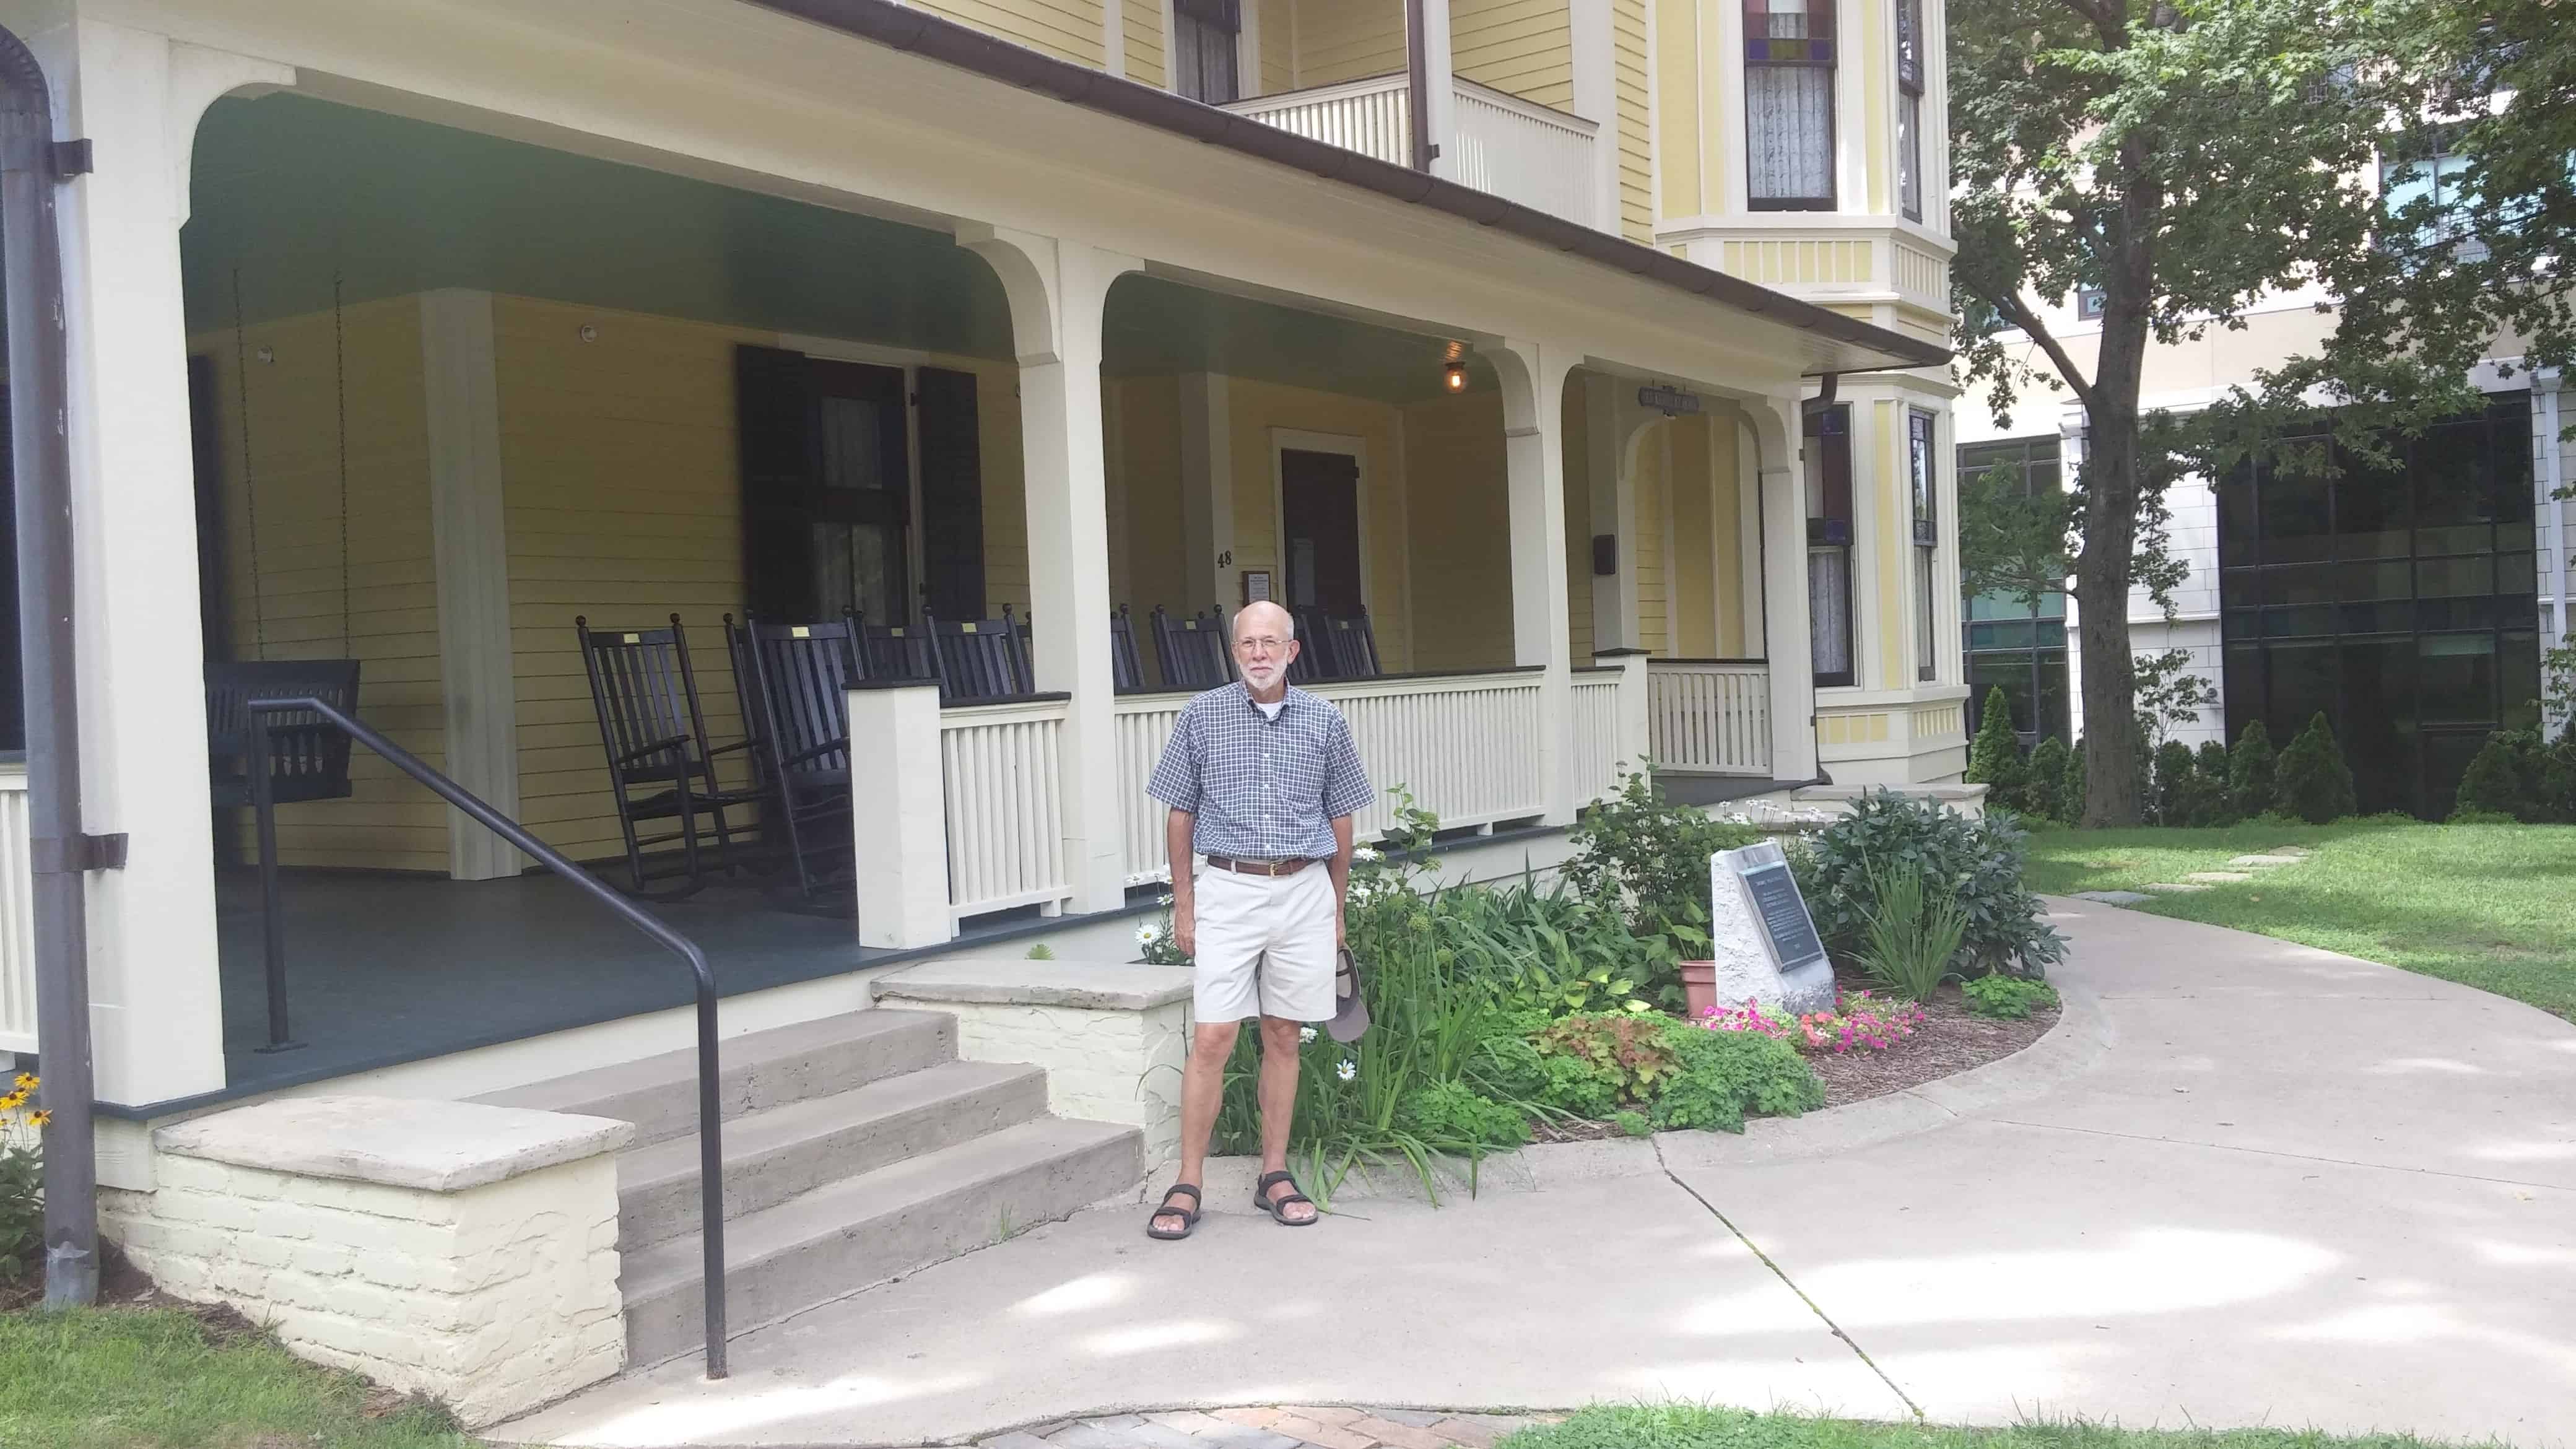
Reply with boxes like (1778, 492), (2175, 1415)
(1266, 428), (1373, 625)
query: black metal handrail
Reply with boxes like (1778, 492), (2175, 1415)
(245, 696), (730, 1380)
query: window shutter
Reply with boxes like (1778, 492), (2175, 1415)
(736, 344), (819, 620)
(915, 367), (986, 620)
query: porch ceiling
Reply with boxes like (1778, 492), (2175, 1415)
(184, 95), (1490, 404)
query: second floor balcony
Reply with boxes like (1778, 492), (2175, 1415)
(1221, 72), (1603, 230)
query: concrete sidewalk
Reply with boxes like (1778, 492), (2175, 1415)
(498, 902), (2576, 1449)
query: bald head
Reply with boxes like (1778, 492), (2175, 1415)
(1231, 600), (1299, 697)
(1233, 601), (1294, 645)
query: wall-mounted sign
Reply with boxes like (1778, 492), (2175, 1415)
(1638, 384), (1702, 417)
(1241, 570), (1274, 605)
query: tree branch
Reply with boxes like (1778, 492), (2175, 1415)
(1993, 292), (2098, 414)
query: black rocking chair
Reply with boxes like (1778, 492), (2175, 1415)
(575, 614), (764, 896)
(861, 617), (940, 686)
(1150, 605), (1234, 691)
(1109, 605), (1145, 692)
(206, 659), (363, 812)
(925, 610), (1033, 702)
(1318, 609), (1384, 680)
(728, 614), (863, 902)
(1286, 607), (1331, 684)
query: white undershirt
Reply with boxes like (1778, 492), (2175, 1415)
(1255, 698), (1286, 721)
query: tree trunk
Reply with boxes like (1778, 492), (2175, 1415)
(2076, 404), (2145, 826)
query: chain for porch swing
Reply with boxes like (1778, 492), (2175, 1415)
(230, 266), (354, 659)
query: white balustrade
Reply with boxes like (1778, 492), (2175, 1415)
(939, 699), (1073, 921)
(1570, 671), (1626, 806)
(0, 767), (28, 1053)
(1223, 76), (1602, 230)
(1648, 661), (1773, 777)
(1113, 694), (1189, 886)
(1310, 671), (1546, 839)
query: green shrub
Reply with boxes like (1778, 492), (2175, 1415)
(2061, 736), (2089, 824)
(2151, 739), (2195, 825)
(1, 1073), (40, 1282)
(1564, 765), (1763, 941)
(2453, 731), (2528, 821)
(1964, 687), (2027, 812)
(1649, 1022), (1824, 1133)
(2447, 809), (2522, 825)
(2538, 729), (2576, 822)
(1796, 790), (2068, 978)
(2274, 711), (2359, 824)
(1447, 880), (1673, 1015)
(1531, 1013), (1679, 1107)
(1611, 1110), (1653, 1138)
(1469, 1030), (1549, 1102)
(2229, 720), (2279, 821)
(1962, 974), (2060, 1019)
(1395, 1081), (1530, 1149)
(2022, 736), (2071, 822)
(1853, 858), (1970, 999)
(2188, 740), (2239, 827)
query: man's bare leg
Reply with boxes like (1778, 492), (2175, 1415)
(1153, 1020), (1239, 1236)
(1256, 1016), (1318, 1224)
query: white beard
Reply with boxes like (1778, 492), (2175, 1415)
(1242, 661), (1286, 690)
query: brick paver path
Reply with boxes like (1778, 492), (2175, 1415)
(965, 1406), (1561, 1448)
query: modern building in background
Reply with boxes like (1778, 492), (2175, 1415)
(1956, 263), (2569, 814)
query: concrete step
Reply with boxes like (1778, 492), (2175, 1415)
(474, 1009), (955, 1148)
(622, 1116), (1144, 1367)
(617, 1058), (1051, 1251)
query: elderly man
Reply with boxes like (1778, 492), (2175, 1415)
(1142, 599), (1371, 1238)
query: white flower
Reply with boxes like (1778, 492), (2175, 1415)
(1335, 1059), (1357, 1082)
(1352, 846), (1381, 863)
(1136, 922), (1162, 944)
(1299, 1026), (1317, 1044)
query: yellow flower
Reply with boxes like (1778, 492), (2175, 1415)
(0, 1091), (24, 1113)
(25, 1110), (48, 1128)
(9, 1073), (32, 1092)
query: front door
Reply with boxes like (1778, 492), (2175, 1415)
(1279, 449), (1363, 616)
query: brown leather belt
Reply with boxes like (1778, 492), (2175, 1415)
(1204, 855), (1313, 877)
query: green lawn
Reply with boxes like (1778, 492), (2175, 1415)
(0, 1306), (481, 1449)
(2022, 819), (2576, 1022)
(1502, 1406), (2500, 1449)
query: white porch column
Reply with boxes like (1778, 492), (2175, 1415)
(1178, 373), (1235, 612)
(1751, 397), (1820, 780)
(847, 682), (953, 949)
(42, 19), (290, 1105)
(1581, 373), (1637, 651)
(1421, 0), (1458, 182)
(1491, 341), (1577, 824)
(956, 225), (1139, 914)
(419, 290), (523, 882)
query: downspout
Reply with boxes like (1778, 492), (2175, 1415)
(1, 30), (107, 1307)
(1404, 0), (1435, 173)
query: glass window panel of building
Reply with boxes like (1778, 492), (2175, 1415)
(1957, 435), (2068, 744)
(2218, 393), (2539, 817)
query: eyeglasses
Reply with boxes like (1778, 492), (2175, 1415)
(1234, 636), (1292, 653)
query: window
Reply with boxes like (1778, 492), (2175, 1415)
(1804, 404), (1856, 687)
(1957, 436), (2069, 744)
(1746, 0), (1836, 211)
(2075, 285), (2107, 321)
(1174, 0), (1242, 104)
(1894, 0), (1924, 222)
(2217, 394), (2539, 817)
(1910, 410), (1938, 681)
(2380, 131), (2486, 262)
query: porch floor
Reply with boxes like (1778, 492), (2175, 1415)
(205, 869), (1046, 1106)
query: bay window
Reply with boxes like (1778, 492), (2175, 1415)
(1806, 404), (1856, 687)
(1746, 0), (1836, 211)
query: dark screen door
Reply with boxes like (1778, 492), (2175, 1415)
(1280, 450), (1363, 614)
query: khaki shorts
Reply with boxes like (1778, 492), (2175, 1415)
(1190, 863), (1336, 1023)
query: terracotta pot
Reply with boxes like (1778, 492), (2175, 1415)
(1679, 960), (1718, 1021)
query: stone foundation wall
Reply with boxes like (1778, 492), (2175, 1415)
(942, 998), (1188, 1162)
(99, 1097), (630, 1426)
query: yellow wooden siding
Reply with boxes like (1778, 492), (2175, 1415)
(1452, 0), (1575, 110)
(1125, 0), (1167, 82)
(1612, 0), (1654, 241)
(1400, 392), (1513, 670)
(1110, 376), (1192, 645)
(1221, 378), (1414, 672)
(1653, 0), (1700, 217)
(1261, 0), (1297, 94)
(1297, 0), (1405, 85)
(1708, 412), (1748, 656)
(196, 300), (448, 872)
(494, 296), (1026, 863)
(1871, 398), (1904, 690)
(1561, 381), (1594, 661)
(1667, 416), (1715, 657)
(1632, 417), (1667, 653)
(913, 0), (1108, 67)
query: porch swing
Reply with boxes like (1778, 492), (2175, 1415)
(205, 272), (362, 817)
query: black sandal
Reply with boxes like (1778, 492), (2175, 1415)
(1253, 1170), (1318, 1226)
(1146, 1183), (1201, 1240)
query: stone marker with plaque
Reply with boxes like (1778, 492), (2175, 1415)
(1705, 840), (1837, 1015)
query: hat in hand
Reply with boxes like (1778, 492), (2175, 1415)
(1326, 946), (1370, 1043)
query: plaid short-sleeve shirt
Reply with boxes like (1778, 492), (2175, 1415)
(1147, 682), (1373, 861)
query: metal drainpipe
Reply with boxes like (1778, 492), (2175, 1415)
(1, 29), (107, 1308)
(1404, 0), (1435, 173)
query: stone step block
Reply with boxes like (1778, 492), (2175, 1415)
(2183, 871), (2255, 883)
(474, 1010), (957, 1149)
(616, 1058), (1051, 1250)
(622, 1116), (1142, 1366)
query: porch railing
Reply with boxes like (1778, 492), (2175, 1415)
(941, 697), (1073, 920)
(1222, 75), (1602, 230)
(0, 764), (32, 1054)
(243, 698), (729, 1381)
(1111, 669), (1549, 885)
(1647, 659), (1773, 777)
(1569, 669), (1626, 805)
